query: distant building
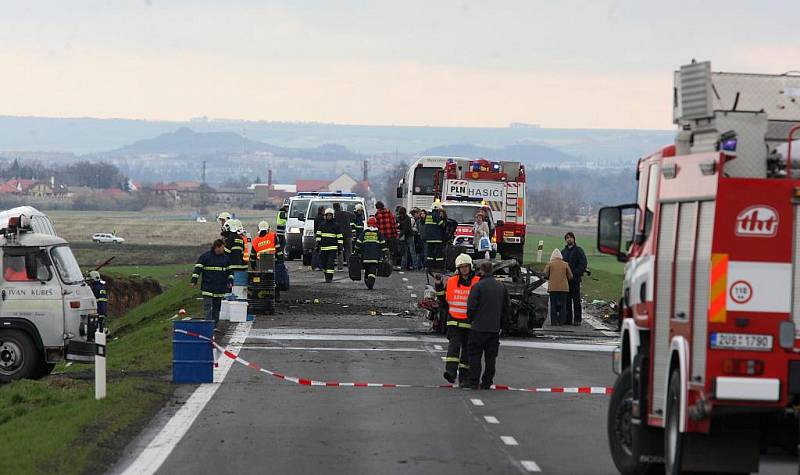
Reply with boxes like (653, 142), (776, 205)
(509, 122), (541, 129)
(295, 173), (370, 194)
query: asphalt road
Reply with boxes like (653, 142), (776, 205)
(112, 262), (797, 475)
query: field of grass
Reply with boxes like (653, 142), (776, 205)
(523, 226), (624, 303)
(0, 265), (202, 474)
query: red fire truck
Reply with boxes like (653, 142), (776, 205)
(599, 61), (800, 473)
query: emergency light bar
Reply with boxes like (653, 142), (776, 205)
(445, 195), (483, 203)
(318, 191), (357, 197)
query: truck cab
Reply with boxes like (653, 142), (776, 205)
(0, 214), (97, 382)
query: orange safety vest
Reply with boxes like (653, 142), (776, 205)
(242, 233), (251, 262)
(251, 231), (277, 257)
(445, 274), (480, 321)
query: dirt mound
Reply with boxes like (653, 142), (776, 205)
(101, 273), (163, 316)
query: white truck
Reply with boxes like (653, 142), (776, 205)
(0, 207), (98, 382)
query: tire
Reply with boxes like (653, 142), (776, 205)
(33, 361), (56, 380)
(664, 369), (684, 475)
(607, 367), (661, 475)
(0, 330), (41, 383)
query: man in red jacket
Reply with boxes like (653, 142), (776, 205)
(374, 201), (398, 266)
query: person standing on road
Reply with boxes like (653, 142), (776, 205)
(275, 204), (288, 249)
(251, 220), (283, 300)
(333, 202), (356, 271)
(473, 212), (491, 260)
(312, 206), (326, 271)
(562, 232), (588, 326)
(396, 207), (417, 271)
(316, 208), (343, 283)
(353, 203), (366, 238)
(191, 239), (233, 325)
(543, 249), (572, 326)
(353, 216), (388, 290)
(374, 201), (398, 267)
(435, 253), (480, 385)
(88, 270), (108, 319)
(223, 220), (247, 272)
(466, 261), (510, 389)
(415, 209), (427, 269)
(423, 203), (446, 270)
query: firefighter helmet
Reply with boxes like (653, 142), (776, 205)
(217, 211), (231, 221)
(88, 270), (101, 282)
(258, 220), (270, 232)
(431, 201), (443, 210)
(454, 253), (473, 269)
(355, 203), (364, 212)
(324, 208), (334, 215)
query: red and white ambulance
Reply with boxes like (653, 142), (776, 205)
(599, 61), (800, 473)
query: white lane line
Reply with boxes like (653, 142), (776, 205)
(118, 321), (253, 475)
(240, 346), (428, 352)
(484, 416), (499, 424)
(402, 277), (409, 282)
(247, 333), (615, 352)
(410, 293), (417, 298)
(433, 344), (443, 351)
(406, 285), (413, 289)
(500, 436), (519, 446)
(470, 398), (484, 407)
(520, 460), (542, 472)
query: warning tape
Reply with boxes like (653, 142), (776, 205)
(174, 329), (613, 395)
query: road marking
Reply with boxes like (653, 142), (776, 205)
(247, 332), (615, 352)
(406, 285), (413, 289)
(433, 344), (443, 351)
(241, 346), (428, 352)
(402, 277), (409, 282)
(484, 416), (500, 424)
(118, 321), (252, 475)
(501, 436), (519, 446)
(520, 460), (542, 472)
(470, 398), (484, 406)
(410, 293), (417, 298)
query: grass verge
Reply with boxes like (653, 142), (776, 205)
(0, 264), (201, 474)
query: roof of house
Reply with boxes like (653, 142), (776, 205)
(0, 183), (18, 194)
(6, 178), (35, 192)
(296, 179), (332, 192)
(174, 180), (202, 190)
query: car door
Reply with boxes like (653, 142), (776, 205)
(1, 248), (64, 348)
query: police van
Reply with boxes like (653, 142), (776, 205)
(284, 193), (316, 260)
(0, 208), (98, 382)
(300, 192), (367, 266)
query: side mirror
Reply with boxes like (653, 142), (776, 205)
(597, 204), (638, 262)
(396, 187), (403, 199)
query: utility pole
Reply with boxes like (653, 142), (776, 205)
(362, 160), (368, 182)
(201, 161), (207, 208)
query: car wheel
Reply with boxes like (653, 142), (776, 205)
(664, 369), (684, 475)
(0, 330), (40, 383)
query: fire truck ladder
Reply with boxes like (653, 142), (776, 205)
(505, 185), (519, 224)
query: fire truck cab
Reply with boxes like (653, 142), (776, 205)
(600, 61), (800, 473)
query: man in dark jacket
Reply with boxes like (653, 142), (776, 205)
(423, 204), (446, 270)
(88, 271), (108, 318)
(316, 208), (343, 282)
(191, 239), (233, 325)
(466, 261), (510, 389)
(562, 232), (588, 326)
(353, 216), (388, 290)
(333, 202), (356, 271)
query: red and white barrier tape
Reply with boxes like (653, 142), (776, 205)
(175, 329), (613, 395)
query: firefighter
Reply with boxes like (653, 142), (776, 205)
(353, 216), (388, 290)
(224, 220), (247, 272)
(240, 222), (251, 269)
(88, 270), (108, 318)
(191, 239), (233, 325)
(315, 208), (343, 283)
(353, 203), (365, 237)
(423, 202), (446, 270)
(434, 253), (480, 385)
(276, 204), (288, 251)
(251, 220), (283, 300)
(217, 211), (231, 234)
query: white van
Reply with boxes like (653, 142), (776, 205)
(284, 194), (315, 260)
(301, 193), (367, 266)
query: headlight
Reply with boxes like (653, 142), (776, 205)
(288, 227), (301, 234)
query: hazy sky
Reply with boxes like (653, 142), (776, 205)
(1, 0), (798, 129)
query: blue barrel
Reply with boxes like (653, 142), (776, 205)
(233, 271), (249, 286)
(173, 320), (214, 383)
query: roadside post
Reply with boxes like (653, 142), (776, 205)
(536, 240), (544, 262)
(95, 323), (107, 400)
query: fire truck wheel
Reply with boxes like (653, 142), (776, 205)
(33, 361), (56, 380)
(664, 369), (684, 475)
(607, 367), (660, 475)
(0, 330), (41, 383)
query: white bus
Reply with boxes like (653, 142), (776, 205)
(396, 156), (468, 211)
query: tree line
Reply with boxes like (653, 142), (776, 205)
(0, 158), (128, 189)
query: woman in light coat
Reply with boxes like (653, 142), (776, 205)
(543, 248), (573, 326)
(473, 212), (491, 259)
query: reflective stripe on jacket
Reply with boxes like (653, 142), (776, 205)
(445, 274), (480, 325)
(191, 249), (233, 297)
(316, 220), (343, 251)
(354, 228), (387, 263)
(252, 232), (277, 256)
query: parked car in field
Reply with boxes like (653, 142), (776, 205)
(92, 232), (124, 244)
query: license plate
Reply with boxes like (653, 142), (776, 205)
(710, 332), (773, 351)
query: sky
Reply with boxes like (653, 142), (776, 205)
(1, 0), (798, 129)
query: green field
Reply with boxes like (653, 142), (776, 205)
(523, 228), (624, 303)
(0, 265), (200, 474)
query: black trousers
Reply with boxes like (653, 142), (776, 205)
(320, 250), (337, 281)
(363, 262), (378, 289)
(425, 242), (444, 270)
(445, 325), (470, 383)
(565, 280), (582, 324)
(468, 331), (500, 388)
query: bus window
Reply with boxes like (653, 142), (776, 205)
(412, 167), (439, 195)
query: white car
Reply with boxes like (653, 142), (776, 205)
(92, 232), (124, 244)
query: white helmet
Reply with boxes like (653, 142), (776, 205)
(225, 219), (242, 233)
(88, 270), (101, 282)
(454, 253), (473, 269)
(217, 211), (231, 221)
(258, 220), (270, 232)
(431, 201), (443, 210)
(354, 203), (363, 211)
(324, 208), (335, 215)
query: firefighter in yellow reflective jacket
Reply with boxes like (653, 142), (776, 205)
(435, 253), (480, 385)
(315, 208), (343, 283)
(224, 219), (247, 271)
(353, 216), (388, 290)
